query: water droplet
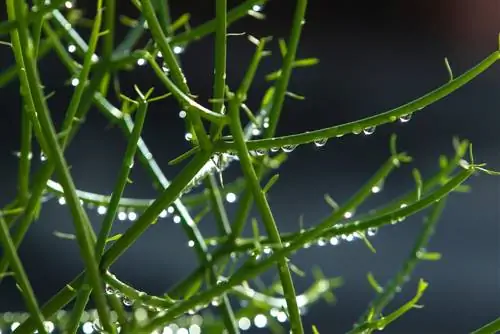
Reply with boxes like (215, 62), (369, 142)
(225, 192), (237, 203)
(343, 211), (353, 219)
(97, 206), (106, 215)
(40, 151), (48, 161)
(137, 58), (146, 66)
(173, 215), (181, 224)
(399, 113), (412, 123)
(173, 46), (184, 54)
(270, 147), (280, 152)
(255, 148), (267, 156)
(67, 44), (76, 53)
(330, 237), (339, 245)
(117, 211), (127, 221)
(58, 197), (66, 205)
(82, 322), (94, 334)
(211, 297), (221, 306)
(252, 127), (261, 136)
(123, 297), (134, 307)
(179, 110), (187, 119)
(367, 227), (378, 237)
(276, 311), (287, 323)
(371, 185), (382, 193)
(167, 206), (175, 214)
(317, 238), (327, 246)
(64, 1), (73, 8)
(281, 144), (297, 153)
(313, 138), (328, 147)
(127, 211), (137, 221)
(252, 4), (263, 11)
(187, 240), (195, 247)
(238, 317), (251, 331)
(363, 126), (376, 135)
(216, 277), (228, 285)
(263, 246), (272, 254)
(184, 132), (193, 141)
(105, 285), (115, 295)
(157, 51), (163, 58)
(254, 314), (268, 328)
(158, 210), (167, 218)
(71, 78), (79, 86)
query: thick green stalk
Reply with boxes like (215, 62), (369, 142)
(226, 96), (304, 334)
(5, 0), (113, 331)
(66, 100), (149, 333)
(0, 217), (46, 334)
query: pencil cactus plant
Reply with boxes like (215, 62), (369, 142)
(0, 0), (499, 333)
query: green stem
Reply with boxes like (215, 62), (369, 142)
(265, 0), (307, 138)
(100, 151), (212, 269)
(352, 199), (448, 331)
(208, 0), (227, 138)
(13, 161), (475, 334)
(226, 95), (304, 334)
(217, 51), (500, 152)
(0, 217), (46, 334)
(471, 317), (500, 334)
(6, 0), (114, 330)
(139, 0), (211, 150)
(140, 168), (474, 331)
(17, 107), (32, 204)
(0, 0), (66, 35)
(170, 0), (268, 45)
(66, 99), (149, 333)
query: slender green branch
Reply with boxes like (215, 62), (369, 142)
(217, 51), (500, 152)
(170, 0), (268, 45)
(352, 199), (448, 331)
(0, 0), (66, 35)
(66, 97), (149, 333)
(226, 94), (304, 334)
(140, 0), (211, 150)
(140, 167), (474, 331)
(17, 107), (32, 204)
(0, 217), (46, 334)
(208, 0), (228, 139)
(6, 0), (114, 330)
(472, 317), (500, 334)
(265, 0), (307, 137)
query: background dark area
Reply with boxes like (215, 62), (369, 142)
(0, 0), (499, 333)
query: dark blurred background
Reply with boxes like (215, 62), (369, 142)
(0, 0), (499, 333)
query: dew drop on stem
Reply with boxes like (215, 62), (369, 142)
(313, 138), (328, 147)
(270, 147), (280, 152)
(123, 297), (134, 307)
(399, 113), (412, 123)
(363, 126), (376, 135)
(281, 144), (297, 153)
(367, 227), (378, 237)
